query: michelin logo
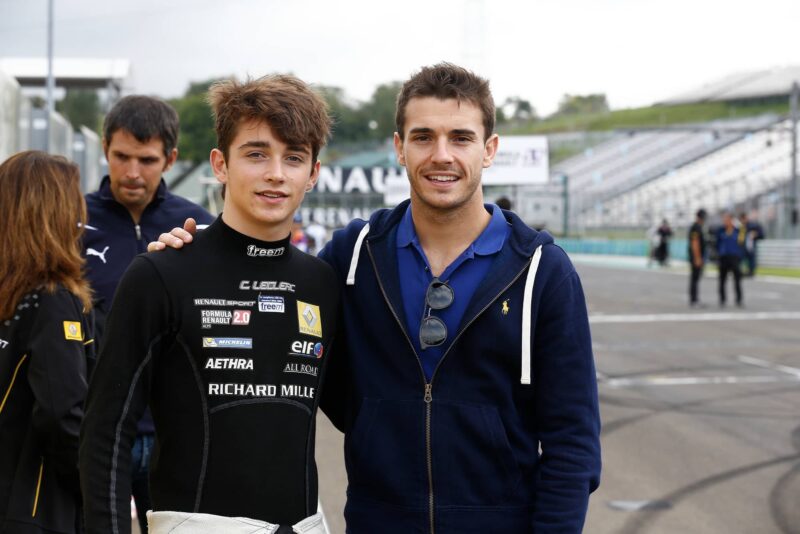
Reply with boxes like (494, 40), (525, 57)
(202, 337), (253, 349)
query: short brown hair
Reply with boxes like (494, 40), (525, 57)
(395, 63), (495, 140)
(208, 75), (331, 164)
(0, 151), (92, 319)
(104, 95), (179, 158)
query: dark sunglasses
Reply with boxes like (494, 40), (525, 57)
(419, 277), (454, 350)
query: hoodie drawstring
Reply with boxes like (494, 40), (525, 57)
(521, 245), (543, 385)
(346, 224), (370, 286)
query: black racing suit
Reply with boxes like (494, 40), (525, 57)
(0, 287), (93, 534)
(80, 217), (340, 534)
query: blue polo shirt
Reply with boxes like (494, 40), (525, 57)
(716, 225), (745, 257)
(397, 204), (511, 380)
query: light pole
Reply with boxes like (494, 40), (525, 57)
(789, 81), (798, 237)
(45, 0), (55, 152)
(561, 173), (569, 237)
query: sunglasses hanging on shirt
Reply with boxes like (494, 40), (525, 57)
(419, 277), (454, 350)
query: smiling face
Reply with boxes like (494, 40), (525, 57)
(104, 129), (177, 222)
(211, 120), (319, 241)
(394, 97), (498, 217)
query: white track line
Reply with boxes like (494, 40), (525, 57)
(590, 311), (800, 324)
(603, 375), (799, 388)
(738, 355), (800, 378)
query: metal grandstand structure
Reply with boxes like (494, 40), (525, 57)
(555, 69), (800, 238)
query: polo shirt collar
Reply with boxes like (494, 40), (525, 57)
(396, 203), (508, 256)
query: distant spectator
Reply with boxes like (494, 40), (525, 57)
(495, 196), (512, 210)
(290, 213), (310, 252)
(716, 212), (745, 307)
(304, 220), (328, 255)
(688, 209), (708, 307)
(739, 212), (765, 277)
(655, 218), (673, 266)
(646, 221), (659, 267)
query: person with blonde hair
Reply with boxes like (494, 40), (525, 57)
(0, 151), (94, 534)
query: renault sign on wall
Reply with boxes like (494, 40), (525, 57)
(482, 135), (549, 185)
(301, 135), (550, 227)
(379, 135), (550, 204)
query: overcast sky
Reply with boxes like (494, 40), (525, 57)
(1, 0), (799, 115)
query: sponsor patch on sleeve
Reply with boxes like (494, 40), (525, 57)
(63, 321), (82, 341)
(296, 301), (322, 338)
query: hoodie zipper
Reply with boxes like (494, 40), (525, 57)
(135, 224), (142, 241)
(366, 241), (535, 534)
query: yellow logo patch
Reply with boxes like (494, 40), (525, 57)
(502, 300), (510, 315)
(296, 301), (322, 338)
(63, 321), (82, 341)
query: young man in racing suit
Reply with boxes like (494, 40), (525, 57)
(80, 75), (338, 534)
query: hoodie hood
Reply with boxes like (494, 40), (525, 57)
(344, 199), (555, 385)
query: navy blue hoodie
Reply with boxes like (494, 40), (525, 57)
(320, 200), (601, 533)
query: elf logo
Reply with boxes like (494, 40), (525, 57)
(289, 340), (324, 359)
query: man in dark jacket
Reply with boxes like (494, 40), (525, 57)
(688, 209), (708, 307)
(318, 64), (600, 533)
(716, 211), (746, 307)
(82, 95), (213, 532)
(152, 64), (602, 533)
(738, 212), (765, 277)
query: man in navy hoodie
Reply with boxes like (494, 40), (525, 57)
(83, 95), (213, 533)
(152, 64), (601, 533)
(319, 64), (601, 533)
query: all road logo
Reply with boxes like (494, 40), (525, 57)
(258, 295), (285, 313)
(63, 321), (82, 341)
(202, 337), (253, 349)
(283, 362), (318, 376)
(201, 309), (251, 328)
(297, 301), (322, 337)
(289, 340), (324, 359)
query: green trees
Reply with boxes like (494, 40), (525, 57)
(169, 79), (219, 164)
(57, 89), (101, 132)
(555, 94), (609, 116)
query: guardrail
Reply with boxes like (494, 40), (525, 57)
(557, 238), (800, 268)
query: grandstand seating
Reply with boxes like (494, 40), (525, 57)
(560, 115), (795, 229)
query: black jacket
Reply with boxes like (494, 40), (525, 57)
(0, 287), (94, 534)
